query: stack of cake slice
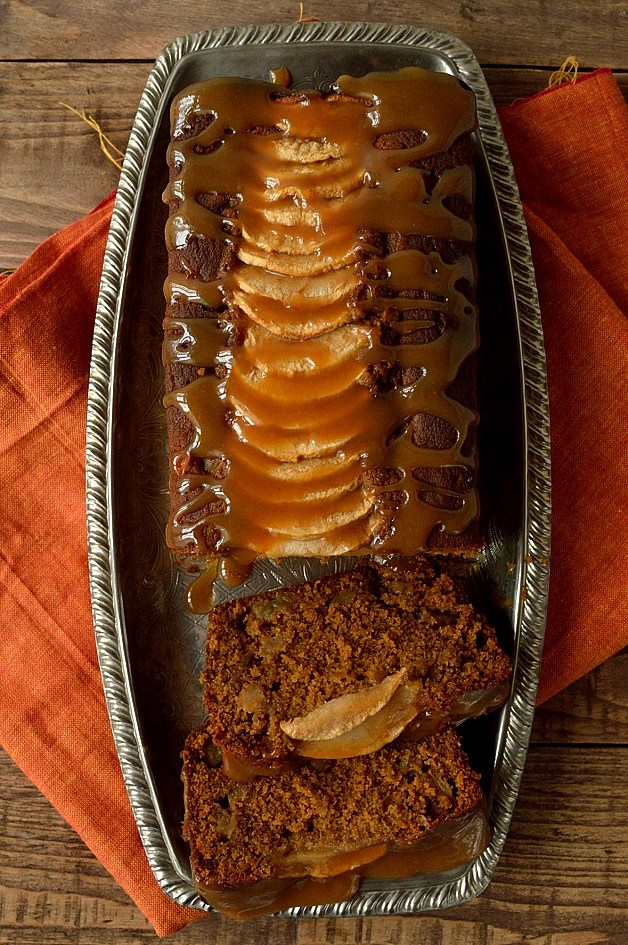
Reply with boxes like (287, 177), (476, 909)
(182, 558), (510, 918)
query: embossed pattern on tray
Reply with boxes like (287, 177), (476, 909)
(86, 22), (551, 918)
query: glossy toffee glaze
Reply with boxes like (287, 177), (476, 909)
(193, 805), (489, 918)
(163, 67), (478, 570)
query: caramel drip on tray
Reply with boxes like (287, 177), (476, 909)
(163, 67), (478, 560)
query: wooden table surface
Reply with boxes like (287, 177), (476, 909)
(1, 3), (627, 943)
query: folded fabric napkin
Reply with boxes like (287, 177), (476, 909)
(0, 194), (200, 936)
(0, 69), (626, 935)
(499, 69), (628, 701)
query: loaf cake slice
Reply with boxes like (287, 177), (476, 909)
(182, 723), (489, 918)
(202, 557), (510, 774)
(163, 67), (481, 566)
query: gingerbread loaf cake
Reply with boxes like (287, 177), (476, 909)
(182, 723), (489, 919)
(162, 66), (481, 566)
(202, 557), (510, 774)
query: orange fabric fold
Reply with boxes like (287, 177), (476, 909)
(0, 194), (200, 937)
(499, 69), (628, 702)
(0, 69), (626, 935)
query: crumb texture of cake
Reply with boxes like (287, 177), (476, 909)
(162, 67), (481, 563)
(203, 557), (511, 767)
(182, 723), (488, 917)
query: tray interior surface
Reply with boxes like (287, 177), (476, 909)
(106, 33), (527, 908)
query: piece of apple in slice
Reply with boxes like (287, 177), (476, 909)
(279, 670), (424, 759)
(276, 841), (390, 879)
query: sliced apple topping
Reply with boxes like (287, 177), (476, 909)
(279, 669), (409, 742)
(294, 681), (423, 759)
(278, 670), (425, 759)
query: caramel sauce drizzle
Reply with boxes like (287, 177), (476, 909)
(163, 67), (478, 562)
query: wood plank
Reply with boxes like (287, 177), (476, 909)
(1, 61), (627, 270)
(1, 0), (627, 69)
(0, 62), (145, 269)
(1, 745), (626, 943)
(485, 64), (628, 107)
(532, 648), (628, 745)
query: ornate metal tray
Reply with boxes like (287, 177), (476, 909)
(86, 22), (551, 918)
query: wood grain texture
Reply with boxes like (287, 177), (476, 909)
(0, 62), (143, 268)
(1, 1), (627, 68)
(1, 746), (627, 944)
(532, 649), (628, 745)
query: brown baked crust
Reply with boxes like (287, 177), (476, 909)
(202, 557), (511, 765)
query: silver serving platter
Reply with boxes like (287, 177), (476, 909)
(86, 22), (551, 918)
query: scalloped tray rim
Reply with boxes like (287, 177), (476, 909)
(85, 20), (551, 920)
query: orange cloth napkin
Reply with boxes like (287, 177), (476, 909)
(0, 194), (200, 937)
(499, 69), (628, 701)
(0, 68), (626, 934)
